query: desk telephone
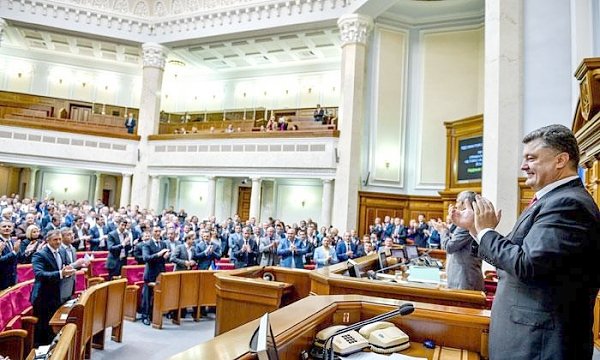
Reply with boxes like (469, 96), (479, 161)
(312, 321), (410, 357)
(412, 255), (443, 269)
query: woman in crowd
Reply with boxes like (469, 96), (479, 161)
(20, 224), (44, 264)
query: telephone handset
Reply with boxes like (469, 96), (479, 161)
(313, 325), (369, 357)
(359, 321), (410, 354)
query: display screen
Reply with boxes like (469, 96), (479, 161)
(457, 136), (483, 181)
(404, 245), (419, 260)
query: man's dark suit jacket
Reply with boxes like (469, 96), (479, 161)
(142, 240), (168, 282)
(171, 244), (198, 271)
(89, 225), (110, 251)
(232, 238), (258, 268)
(31, 246), (67, 346)
(0, 239), (19, 290)
(105, 230), (131, 277)
(477, 179), (600, 360)
(195, 241), (222, 270)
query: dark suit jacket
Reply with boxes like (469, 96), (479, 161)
(232, 238), (258, 268)
(477, 179), (600, 360)
(0, 239), (19, 290)
(71, 225), (89, 250)
(89, 225), (110, 251)
(105, 230), (132, 271)
(142, 240), (168, 282)
(194, 241), (222, 270)
(335, 241), (357, 262)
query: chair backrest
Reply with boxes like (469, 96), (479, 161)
(121, 265), (145, 285)
(165, 263), (175, 272)
(89, 258), (108, 278)
(76, 251), (109, 260)
(126, 257), (137, 266)
(48, 323), (77, 360)
(74, 270), (87, 294)
(10, 280), (34, 315)
(17, 264), (34, 282)
(0, 292), (14, 331)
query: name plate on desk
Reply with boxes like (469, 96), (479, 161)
(407, 267), (440, 285)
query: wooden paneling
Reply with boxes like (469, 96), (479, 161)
(358, 192), (444, 236)
(171, 295), (490, 360)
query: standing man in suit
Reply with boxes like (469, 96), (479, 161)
(335, 231), (356, 262)
(232, 228), (258, 268)
(31, 230), (76, 346)
(391, 217), (407, 245)
(171, 231), (197, 271)
(141, 227), (170, 324)
(258, 227), (279, 266)
(59, 228), (90, 303)
(0, 221), (21, 290)
(124, 112), (136, 134)
(89, 216), (109, 251)
(195, 230), (221, 270)
(436, 191), (484, 291)
(453, 125), (600, 360)
(105, 218), (132, 279)
(277, 228), (305, 269)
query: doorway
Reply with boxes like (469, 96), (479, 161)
(237, 187), (251, 222)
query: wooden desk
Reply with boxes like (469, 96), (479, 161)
(171, 295), (490, 360)
(50, 303), (73, 333)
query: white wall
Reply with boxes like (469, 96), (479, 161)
(177, 179), (209, 219)
(274, 179), (323, 225)
(39, 171), (93, 203)
(523, 0), (574, 135)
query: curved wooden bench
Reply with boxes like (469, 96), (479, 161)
(0, 280), (37, 359)
(48, 323), (77, 360)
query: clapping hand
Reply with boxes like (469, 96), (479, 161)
(472, 195), (502, 233)
(62, 265), (77, 278)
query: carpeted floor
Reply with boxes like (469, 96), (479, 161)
(92, 314), (216, 360)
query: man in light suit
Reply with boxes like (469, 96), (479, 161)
(105, 218), (132, 279)
(195, 230), (221, 270)
(171, 231), (197, 271)
(258, 227), (279, 266)
(59, 228), (90, 303)
(453, 125), (600, 360)
(31, 230), (76, 346)
(277, 228), (305, 269)
(438, 191), (484, 291)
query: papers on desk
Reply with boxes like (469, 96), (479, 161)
(60, 313), (68, 320)
(407, 266), (440, 285)
(63, 299), (77, 308)
(341, 352), (426, 360)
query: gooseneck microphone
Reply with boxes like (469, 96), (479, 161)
(324, 303), (415, 360)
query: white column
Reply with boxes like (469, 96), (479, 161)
(120, 173), (132, 208)
(148, 175), (162, 213)
(320, 178), (334, 228)
(206, 176), (217, 217)
(483, 0), (523, 234)
(26, 167), (39, 199)
(130, 43), (166, 209)
(0, 18), (7, 48)
(249, 177), (262, 221)
(331, 14), (373, 231)
(93, 172), (102, 204)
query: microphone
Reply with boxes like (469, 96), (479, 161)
(323, 303), (415, 360)
(366, 261), (406, 280)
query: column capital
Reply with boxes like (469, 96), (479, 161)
(207, 176), (217, 181)
(337, 14), (373, 47)
(322, 178), (334, 184)
(30, 166), (39, 173)
(142, 43), (167, 69)
(250, 177), (262, 183)
(122, 173), (133, 178)
(0, 18), (7, 47)
(150, 174), (161, 180)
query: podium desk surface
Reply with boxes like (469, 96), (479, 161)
(170, 295), (490, 360)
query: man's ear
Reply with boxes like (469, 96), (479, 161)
(555, 152), (570, 169)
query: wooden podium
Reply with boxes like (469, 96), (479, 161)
(170, 295), (490, 360)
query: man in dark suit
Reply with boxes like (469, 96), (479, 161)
(232, 228), (258, 268)
(105, 218), (132, 279)
(195, 230), (221, 270)
(31, 230), (76, 346)
(391, 217), (407, 245)
(124, 112), (136, 134)
(453, 125), (600, 360)
(0, 221), (21, 290)
(43, 215), (61, 237)
(141, 228), (170, 324)
(89, 216), (109, 251)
